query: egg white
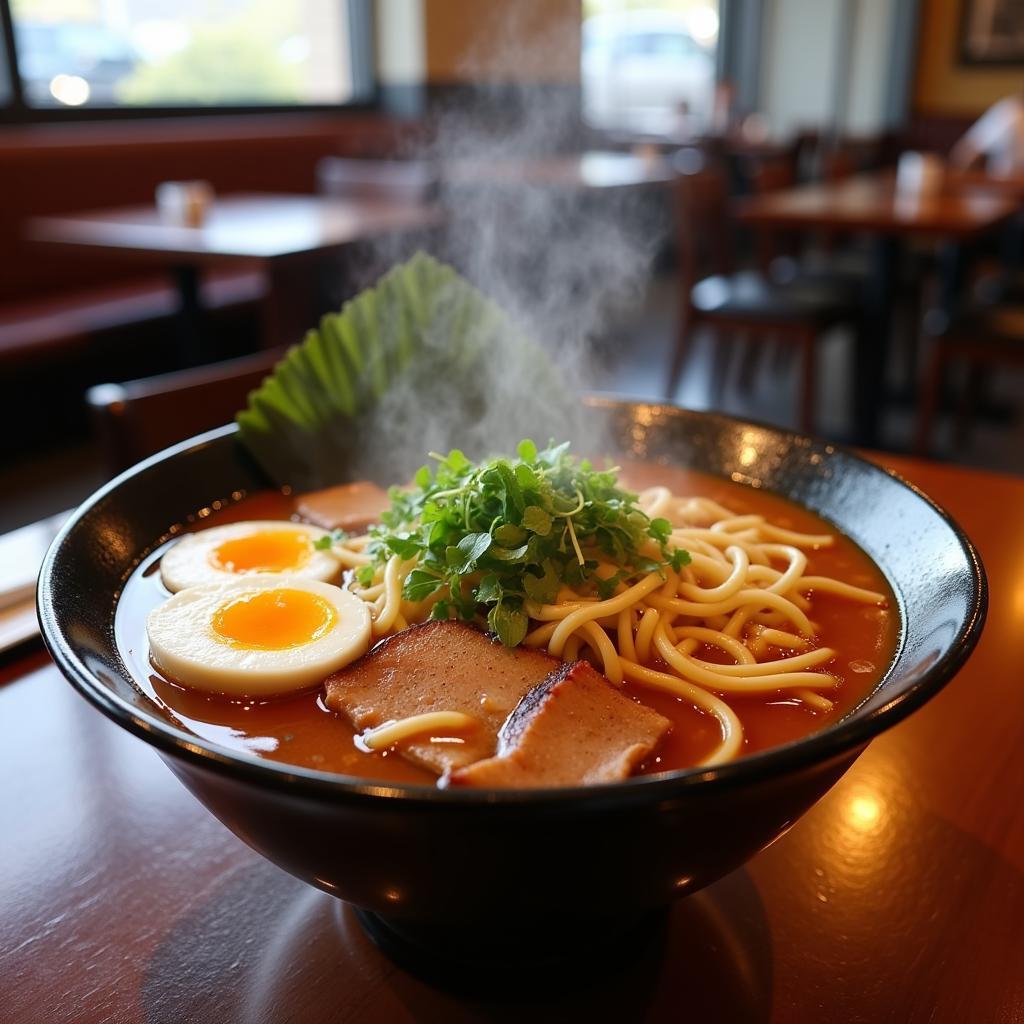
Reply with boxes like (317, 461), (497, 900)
(147, 575), (371, 696)
(160, 520), (340, 593)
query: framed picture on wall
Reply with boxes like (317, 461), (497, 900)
(962, 0), (1024, 64)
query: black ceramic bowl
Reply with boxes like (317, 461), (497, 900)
(38, 399), (986, 965)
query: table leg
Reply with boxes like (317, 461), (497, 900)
(262, 255), (320, 350)
(999, 212), (1024, 277)
(171, 264), (204, 367)
(854, 236), (899, 448)
(936, 240), (970, 315)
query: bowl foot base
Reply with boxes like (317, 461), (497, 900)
(354, 906), (670, 991)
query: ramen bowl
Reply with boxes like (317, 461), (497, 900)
(37, 400), (986, 966)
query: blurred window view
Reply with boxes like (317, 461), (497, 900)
(582, 0), (719, 137)
(10, 0), (361, 109)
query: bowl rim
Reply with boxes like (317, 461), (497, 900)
(37, 400), (988, 809)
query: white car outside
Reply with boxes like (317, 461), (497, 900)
(582, 10), (716, 136)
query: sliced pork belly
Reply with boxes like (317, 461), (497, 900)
(324, 620), (560, 775)
(447, 661), (671, 789)
(296, 481), (390, 533)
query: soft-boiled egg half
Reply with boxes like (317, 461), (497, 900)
(160, 521), (340, 593)
(147, 575), (371, 696)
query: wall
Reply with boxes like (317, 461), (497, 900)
(760, 0), (844, 137)
(423, 0), (581, 83)
(759, 0), (902, 138)
(914, 0), (1023, 115)
(376, 0), (426, 87)
(846, 0), (898, 134)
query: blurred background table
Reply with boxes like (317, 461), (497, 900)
(28, 194), (444, 361)
(3, 452), (1022, 1023)
(944, 169), (1024, 202)
(736, 173), (1019, 447)
(442, 150), (674, 191)
(735, 171), (1018, 237)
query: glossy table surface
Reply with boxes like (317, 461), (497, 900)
(735, 172), (1019, 238)
(945, 168), (1024, 200)
(4, 453), (1024, 1022)
(27, 193), (444, 263)
(442, 150), (673, 190)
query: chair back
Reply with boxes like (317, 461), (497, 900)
(87, 349), (284, 475)
(671, 150), (734, 295)
(747, 155), (800, 271)
(316, 157), (439, 203)
(822, 148), (858, 183)
(820, 136), (883, 183)
(749, 156), (796, 194)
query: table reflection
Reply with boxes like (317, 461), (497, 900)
(136, 857), (775, 1023)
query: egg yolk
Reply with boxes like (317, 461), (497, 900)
(211, 588), (336, 650)
(210, 529), (313, 575)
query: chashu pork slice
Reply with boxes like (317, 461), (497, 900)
(446, 660), (671, 789)
(324, 620), (561, 776)
(296, 481), (390, 534)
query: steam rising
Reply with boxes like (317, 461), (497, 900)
(350, 7), (667, 478)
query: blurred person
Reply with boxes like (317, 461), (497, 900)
(950, 85), (1024, 175)
(709, 79), (738, 135)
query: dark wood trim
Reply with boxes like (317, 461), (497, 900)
(0, 111), (419, 159)
(0, 98), (379, 127)
(0, 0), (21, 108)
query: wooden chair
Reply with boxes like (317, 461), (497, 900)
(667, 156), (858, 433)
(86, 348), (284, 475)
(818, 136), (883, 184)
(914, 306), (1024, 456)
(748, 155), (800, 274)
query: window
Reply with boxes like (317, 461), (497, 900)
(0, 4), (14, 105)
(582, 1), (720, 138)
(2, 0), (372, 119)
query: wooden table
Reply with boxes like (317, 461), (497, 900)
(4, 453), (1023, 1022)
(0, 511), (67, 653)
(28, 194), (444, 358)
(735, 172), (1018, 237)
(945, 168), (1024, 202)
(735, 174), (1019, 448)
(442, 150), (674, 191)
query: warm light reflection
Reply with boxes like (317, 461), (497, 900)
(739, 445), (758, 467)
(805, 767), (903, 910)
(848, 795), (882, 830)
(97, 522), (131, 560)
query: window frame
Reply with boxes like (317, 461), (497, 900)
(0, 0), (376, 124)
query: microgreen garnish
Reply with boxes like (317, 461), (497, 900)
(363, 441), (690, 647)
(313, 529), (348, 550)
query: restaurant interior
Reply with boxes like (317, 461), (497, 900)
(4, 1), (1024, 1021)
(4, 0), (1024, 532)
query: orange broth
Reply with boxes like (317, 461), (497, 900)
(114, 463), (899, 786)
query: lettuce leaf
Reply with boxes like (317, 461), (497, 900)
(236, 252), (566, 491)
